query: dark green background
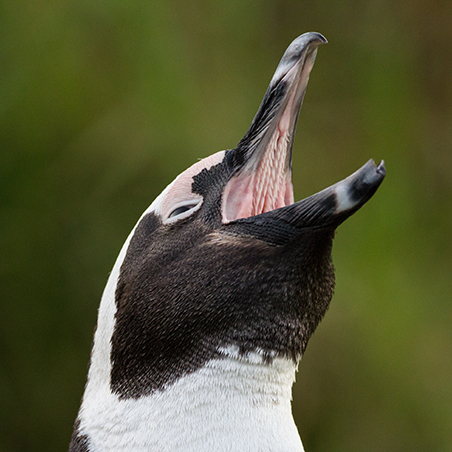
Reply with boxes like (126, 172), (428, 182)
(1, 1), (451, 451)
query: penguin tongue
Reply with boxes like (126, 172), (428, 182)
(222, 33), (327, 223)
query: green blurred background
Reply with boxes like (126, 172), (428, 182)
(1, 1), (451, 451)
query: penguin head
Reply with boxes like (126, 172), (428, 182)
(110, 33), (385, 398)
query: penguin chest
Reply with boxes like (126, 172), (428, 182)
(79, 352), (304, 452)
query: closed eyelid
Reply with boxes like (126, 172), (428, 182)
(168, 203), (199, 218)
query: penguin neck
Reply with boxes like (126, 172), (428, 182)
(79, 346), (304, 452)
(75, 198), (305, 451)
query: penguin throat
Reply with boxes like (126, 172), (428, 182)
(222, 129), (295, 222)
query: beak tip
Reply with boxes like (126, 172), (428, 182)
(291, 32), (328, 49)
(311, 32), (328, 45)
(335, 159), (386, 215)
(275, 32), (327, 80)
(376, 159), (386, 177)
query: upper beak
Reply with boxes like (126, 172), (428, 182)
(223, 32), (327, 222)
(232, 32), (327, 174)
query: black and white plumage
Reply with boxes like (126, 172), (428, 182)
(69, 32), (385, 452)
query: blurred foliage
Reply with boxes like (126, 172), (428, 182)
(1, 1), (451, 451)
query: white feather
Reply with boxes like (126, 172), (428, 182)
(80, 351), (303, 452)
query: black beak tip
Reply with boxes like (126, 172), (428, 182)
(347, 159), (386, 208)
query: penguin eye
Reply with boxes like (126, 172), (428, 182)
(168, 203), (200, 219)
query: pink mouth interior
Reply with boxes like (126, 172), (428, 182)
(220, 45), (319, 223)
(222, 112), (295, 222)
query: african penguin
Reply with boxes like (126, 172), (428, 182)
(69, 32), (385, 452)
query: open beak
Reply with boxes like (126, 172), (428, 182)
(222, 32), (385, 229)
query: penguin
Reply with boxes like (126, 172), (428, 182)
(69, 32), (385, 452)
